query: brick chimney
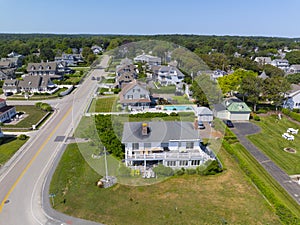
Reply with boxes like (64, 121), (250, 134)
(142, 123), (148, 136)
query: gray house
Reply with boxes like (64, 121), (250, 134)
(18, 75), (56, 93)
(122, 121), (214, 168)
(119, 80), (151, 110)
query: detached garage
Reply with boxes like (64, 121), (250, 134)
(213, 98), (251, 121)
(195, 107), (213, 122)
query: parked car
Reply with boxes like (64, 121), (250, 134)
(4, 92), (13, 96)
(224, 120), (234, 128)
(198, 121), (205, 129)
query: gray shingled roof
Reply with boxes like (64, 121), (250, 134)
(19, 76), (42, 89)
(122, 121), (200, 143)
(258, 71), (269, 80)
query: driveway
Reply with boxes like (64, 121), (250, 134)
(231, 121), (300, 205)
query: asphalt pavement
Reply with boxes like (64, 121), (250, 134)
(0, 55), (110, 225)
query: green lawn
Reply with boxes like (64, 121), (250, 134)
(150, 85), (176, 94)
(50, 143), (280, 225)
(3, 105), (48, 129)
(89, 96), (118, 112)
(230, 143), (300, 219)
(172, 95), (193, 104)
(0, 137), (28, 165)
(248, 115), (300, 175)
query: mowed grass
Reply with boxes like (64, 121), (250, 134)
(50, 143), (280, 225)
(3, 105), (48, 129)
(248, 115), (300, 175)
(231, 143), (300, 218)
(0, 137), (27, 165)
(89, 96), (118, 113)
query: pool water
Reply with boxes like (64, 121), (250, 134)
(164, 105), (193, 111)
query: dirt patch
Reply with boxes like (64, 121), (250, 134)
(284, 147), (297, 154)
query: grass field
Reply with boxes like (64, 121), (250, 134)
(171, 95), (192, 104)
(151, 85), (176, 94)
(89, 96), (118, 112)
(50, 143), (280, 225)
(248, 115), (300, 175)
(3, 105), (48, 129)
(0, 137), (28, 165)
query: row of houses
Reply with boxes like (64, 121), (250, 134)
(3, 75), (56, 94)
(2, 61), (73, 95)
(254, 56), (300, 74)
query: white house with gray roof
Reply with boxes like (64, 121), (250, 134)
(134, 54), (161, 66)
(289, 65), (300, 74)
(271, 59), (290, 72)
(122, 121), (214, 168)
(254, 57), (272, 65)
(157, 66), (184, 86)
(283, 84), (300, 110)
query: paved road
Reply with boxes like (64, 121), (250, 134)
(0, 55), (110, 225)
(232, 122), (300, 205)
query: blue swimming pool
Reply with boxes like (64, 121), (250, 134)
(164, 105), (193, 111)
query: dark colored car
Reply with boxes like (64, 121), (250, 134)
(4, 92), (13, 96)
(224, 120), (234, 128)
(198, 121), (205, 129)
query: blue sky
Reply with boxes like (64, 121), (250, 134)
(1, 0), (300, 37)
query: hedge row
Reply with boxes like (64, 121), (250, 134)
(282, 108), (300, 122)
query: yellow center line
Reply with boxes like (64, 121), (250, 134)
(0, 106), (73, 212)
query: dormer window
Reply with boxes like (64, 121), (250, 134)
(47, 66), (51, 70)
(39, 65), (43, 70)
(31, 66), (35, 70)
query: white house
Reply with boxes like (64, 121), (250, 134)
(254, 57), (272, 65)
(122, 121), (214, 168)
(289, 65), (300, 74)
(2, 79), (19, 94)
(0, 98), (17, 123)
(195, 107), (213, 122)
(271, 59), (290, 72)
(134, 54), (161, 66)
(157, 66), (184, 86)
(283, 84), (300, 110)
(91, 45), (103, 55)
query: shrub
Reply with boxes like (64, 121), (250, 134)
(186, 168), (196, 175)
(253, 115), (260, 121)
(18, 134), (28, 140)
(118, 164), (131, 177)
(169, 112), (178, 117)
(153, 164), (174, 177)
(282, 108), (300, 122)
(175, 169), (185, 176)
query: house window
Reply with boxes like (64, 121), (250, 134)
(140, 94), (146, 99)
(186, 142), (194, 149)
(127, 95), (133, 99)
(144, 143), (151, 148)
(132, 143), (139, 150)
